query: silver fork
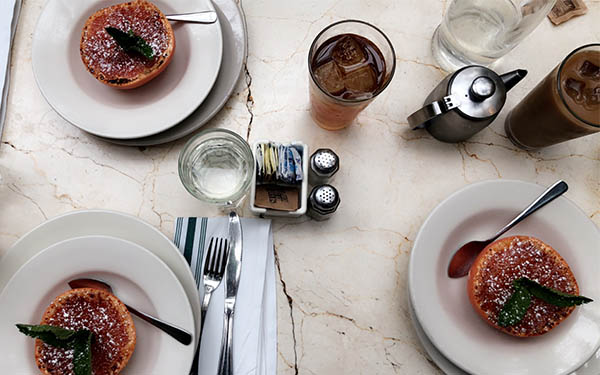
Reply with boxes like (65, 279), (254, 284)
(190, 237), (229, 375)
(201, 237), (229, 329)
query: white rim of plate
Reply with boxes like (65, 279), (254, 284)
(101, 0), (248, 146)
(31, 0), (223, 139)
(408, 179), (600, 375)
(0, 209), (202, 346)
(0, 234), (195, 374)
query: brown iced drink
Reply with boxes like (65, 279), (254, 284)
(308, 21), (395, 131)
(505, 44), (600, 149)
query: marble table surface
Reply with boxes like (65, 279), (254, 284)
(1, 0), (599, 373)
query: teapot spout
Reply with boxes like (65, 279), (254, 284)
(500, 69), (528, 92)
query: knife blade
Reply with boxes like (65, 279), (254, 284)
(0, 0), (22, 143)
(217, 211), (242, 375)
(225, 211), (243, 306)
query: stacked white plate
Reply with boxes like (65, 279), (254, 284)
(0, 210), (203, 373)
(408, 180), (600, 375)
(32, 0), (247, 146)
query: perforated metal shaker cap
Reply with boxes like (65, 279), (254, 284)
(308, 184), (340, 216)
(310, 149), (339, 178)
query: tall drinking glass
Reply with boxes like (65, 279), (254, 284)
(432, 0), (557, 71)
(308, 20), (396, 131)
(505, 44), (600, 149)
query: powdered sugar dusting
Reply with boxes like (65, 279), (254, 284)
(80, 1), (171, 81)
(473, 236), (577, 335)
(37, 290), (134, 374)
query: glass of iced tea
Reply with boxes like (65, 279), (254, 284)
(505, 44), (600, 149)
(308, 20), (396, 130)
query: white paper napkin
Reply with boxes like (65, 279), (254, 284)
(174, 217), (277, 375)
(0, 0), (21, 140)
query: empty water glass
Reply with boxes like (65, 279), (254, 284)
(432, 0), (557, 71)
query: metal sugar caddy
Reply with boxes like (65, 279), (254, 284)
(407, 65), (527, 143)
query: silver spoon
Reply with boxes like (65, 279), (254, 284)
(68, 278), (192, 345)
(447, 180), (569, 278)
(165, 10), (217, 24)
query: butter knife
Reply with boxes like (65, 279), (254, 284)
(217, 211), (243, 375)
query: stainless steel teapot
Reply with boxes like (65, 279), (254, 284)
(407, 66), (527, 143)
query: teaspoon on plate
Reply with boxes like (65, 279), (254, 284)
(68, 278), (193, 345)
(447, 180), (569, 278)
(165, 10), (217, 24)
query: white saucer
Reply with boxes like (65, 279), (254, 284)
(409, 180), (600, 375)
(32, 0), (223, 139)
(101, 0), (247, 146)
(0, 235), (195, 374)
(0, 210), (202, 346)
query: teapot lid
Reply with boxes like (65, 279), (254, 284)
(448, 66), (506, 119)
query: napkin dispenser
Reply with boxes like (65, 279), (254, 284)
(249, 140), (309, 218)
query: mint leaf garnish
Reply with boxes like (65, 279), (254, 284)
(498, 277), (593, 327)
(17, 324), (93, 375)
(498, 282), (532, 327)
(516, 277), (594, 307)
(72, 330), (94, 375)
(16, 324), (78, 348)
(105, 27), (154, 59)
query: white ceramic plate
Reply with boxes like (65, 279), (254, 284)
(409, 291), (600, 375)
(409, 180), (600, 375)
(0, 235), (195, 374)
(32, 0), (223, 139)
(0, 210), (202, 346)
(101, 0), (247, 146)
(407, 296), (465, 374)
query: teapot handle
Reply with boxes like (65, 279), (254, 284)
(407, 95), (460, 130)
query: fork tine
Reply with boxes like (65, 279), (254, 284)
(203, 237), (229, 280)
(204, 237), (215, 275)
(218, 239), (228, 274)
(214, 238), (223, 275)
(215, 238), (223, 276)
(213, 239), (222, 274)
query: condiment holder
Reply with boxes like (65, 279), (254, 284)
(249, 140), (309, 218)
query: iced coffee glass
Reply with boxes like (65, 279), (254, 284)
(505, 44), (600, 149)
(308, 20), (396, 131)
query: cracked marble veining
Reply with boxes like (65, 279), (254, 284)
(1, 0), (599, 374)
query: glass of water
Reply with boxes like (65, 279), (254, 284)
(178, 129), (254, 206)
(432, 0), (556, 71)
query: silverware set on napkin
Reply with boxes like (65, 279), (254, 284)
(191, 211), (243, 375)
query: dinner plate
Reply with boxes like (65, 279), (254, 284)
(0, 210), (202, 346)
(407, 296), (465, 374)
(0, 235), (195, 374)
(101, 0), (247, 146)
(32, 0), (223, 139)
(409, 292), (600, 375)
(408, 180), (600, 375)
